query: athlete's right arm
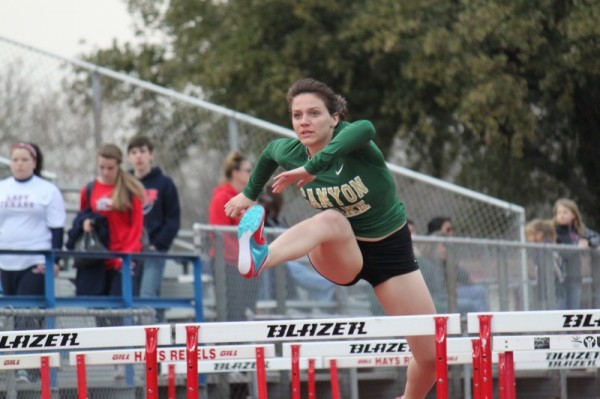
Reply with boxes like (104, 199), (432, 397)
(242, 140), (286, 200)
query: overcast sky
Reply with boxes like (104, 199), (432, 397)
(0, 0), (135, 57)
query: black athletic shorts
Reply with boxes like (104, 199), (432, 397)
(310, 223), (419, 288)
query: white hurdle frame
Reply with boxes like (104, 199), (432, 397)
(176, 314), (462, 399)
(0, 352), (60, 399)
(157, 335), (600, 399)
(0, 324), (171, 399)
(468, 310), (600, 399)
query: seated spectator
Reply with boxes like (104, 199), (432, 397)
(426, 215), (453, 236)
(456, 267), (489, 313)
(420, 216), (488, 314)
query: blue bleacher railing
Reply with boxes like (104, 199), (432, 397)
(0, 249), (204, 322)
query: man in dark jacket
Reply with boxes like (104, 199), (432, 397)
(127, 136), (181, 322)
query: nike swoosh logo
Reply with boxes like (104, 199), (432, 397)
(335, 164), (344, 175)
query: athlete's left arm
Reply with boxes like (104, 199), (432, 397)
(304, 120), (375, 175)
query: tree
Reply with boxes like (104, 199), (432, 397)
(81, 0), (600, 228)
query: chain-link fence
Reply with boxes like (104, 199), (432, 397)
(197, 225), (600, 325)
(0, 35), (525, 240)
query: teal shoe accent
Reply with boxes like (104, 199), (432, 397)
(238, 205), (269, 278)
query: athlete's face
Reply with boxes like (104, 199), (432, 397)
(10, 148), (36, 180)
(291, 93), (339, 155)
(97, 156), (120, 185)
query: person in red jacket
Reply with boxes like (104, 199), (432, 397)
(75, 143), (145, 307)
(208, 150), (259, 320)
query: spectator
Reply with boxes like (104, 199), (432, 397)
(426, 216), (453, 236)
(257, 186), (336, 303)
(70, 144), (145, 318)
(552, 198), (599, 309)
(525, 218), (565, 309)
(406, 218), (421, 257)
(418, 231), (451, 313)
(0, 142), (66, 382)
(420, 216), (488, 313)
(127, 135), (181, 323)
(208, 151), (259, 320)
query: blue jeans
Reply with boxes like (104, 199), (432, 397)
(286, 261), (336, 302)
(138, 250), (167, 322)
(258, 261), (336, 302)
(557, 282), (581, 310)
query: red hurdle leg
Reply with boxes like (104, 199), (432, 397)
(186, 325), (200, 399)
(76, 354), (88, 399)
(434, 316), (449, 399)
(291, 344), (301, 399)
(308, 359), (316, 399)
(40, 355), (51, 399)
(145, 327), (159, 399)
(168, 364), (176, 399)
(504, 351), (516, 399)
(478, 315), (493, 399)
(498, 353), (506, 399)
(471, 339), (481, 399)
(329, 359), (340, 399)
(255, 346), (268, 399)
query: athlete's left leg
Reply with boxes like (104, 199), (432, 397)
(374, 271), (437, 399)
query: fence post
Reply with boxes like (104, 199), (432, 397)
(213, 234), (228, 321)
(92, 71), (103, 150)
(497, 247), (510, 311)
(192, 256), (205, 322)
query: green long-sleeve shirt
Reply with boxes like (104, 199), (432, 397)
(243, 120), (406, 238)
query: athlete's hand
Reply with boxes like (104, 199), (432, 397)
(272, 167), (315, 193)
(224, 193), (256, 219)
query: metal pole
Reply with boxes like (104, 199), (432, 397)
(518, 210), (530, 310)
(91, 71), (103, 150)
(228, 116), (239, 151)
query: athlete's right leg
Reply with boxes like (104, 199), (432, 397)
(239, 207), (362, 284)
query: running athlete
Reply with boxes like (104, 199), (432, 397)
(225, 78), (436, 399)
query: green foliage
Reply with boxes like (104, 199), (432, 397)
(80, 0), (600, 229)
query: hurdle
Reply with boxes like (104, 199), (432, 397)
(0, 352), (60, 399)
(71, 343), (277, 399)
(468, 310), (600, 399)
(175, 313), (462, 399)
(0, 324), (171, 399)
(158, 334), (596, 398)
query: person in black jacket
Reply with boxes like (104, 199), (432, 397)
(127, 136), (181, 322)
